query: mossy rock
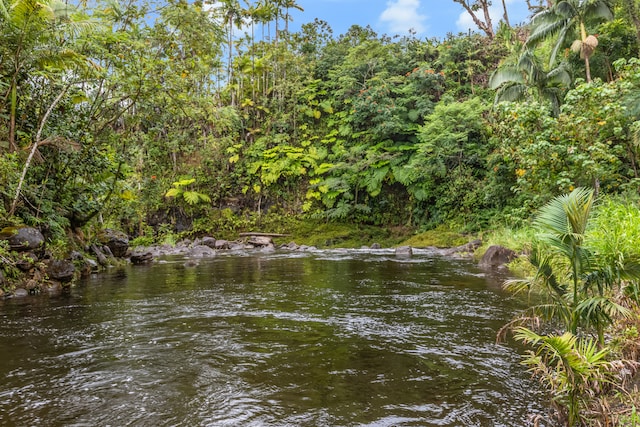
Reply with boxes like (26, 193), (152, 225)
(0, 226), (45, 252)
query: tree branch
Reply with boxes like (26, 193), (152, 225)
(9, 85), (70, 216)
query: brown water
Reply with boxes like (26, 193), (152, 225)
(0, 249), (546, 426)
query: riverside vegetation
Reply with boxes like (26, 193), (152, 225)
(1, 0), (640, 424)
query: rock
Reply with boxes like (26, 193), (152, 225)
(25, 279), (39, 291)
(102, 245), (114, 257)
(201, 237), (217, 249)
(248, 235), (273, 247)
(69, 251), (84, 261)
(46, 282), (62, 295)
(84, 258), (99, 272)
(371, 243), (382, 249)
(90, 244), (109, 266)
(395, 246), (413, 257)
(47, 259), (76, 282)
(2, 227), (45, 252)
(260, 244), (276, 253)
(183, 260), (200, 268)
(443, 239), (482, 256)
(228, 242), (245, 251)
(16, 252), (38, 271)
(130, 251), (154, 265)
(282, 241), (299, 250)
(13, 288), (29, 298)
(190, 245), (216, 258)
(479, 245), (517, 269)
(214, 240), (230, 250)
(100, 229), (129, 258)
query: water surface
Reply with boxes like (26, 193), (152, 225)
(0, 249), (545, 426)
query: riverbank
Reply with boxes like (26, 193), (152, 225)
(0, 220), (488, 299)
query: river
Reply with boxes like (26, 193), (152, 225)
(0, 249), (546, 426)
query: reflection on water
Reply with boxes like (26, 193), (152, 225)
(0, 250), (545, 426)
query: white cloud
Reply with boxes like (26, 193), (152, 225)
(379, 0), (427, 35)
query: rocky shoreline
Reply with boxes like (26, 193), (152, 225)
(1, 226), (514, 300)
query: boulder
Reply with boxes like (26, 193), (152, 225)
(228, 242), (245, 251)
(395, 246), (413, 257)
(282, 241), (299, 250)
(190, 245), (216, 258)
(248, 235), (273, 247)
(370, 243), (382, 249)
(130, 251), (154, 265)
(100, 229), (129, 258)
(479, 245), (517, 269)
(214, 239), (230, 250)
(2, 227), (45, 252)
(260, 244), (276, 253)
(25, 279), (39, 291)
(47, 259), (76, 282)
(16, 252), (38, 271)
(201, 237), (217, 249)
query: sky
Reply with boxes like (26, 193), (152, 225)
(286, 0), (533, 39)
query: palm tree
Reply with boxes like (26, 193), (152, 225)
(505, 188), (638, 345)
(525, 0), (614, 82)
(489, 49), (572, 116)
(281, 0), (303, 35)
(515, 328), (612, 426)
(218, 0), (244, 97)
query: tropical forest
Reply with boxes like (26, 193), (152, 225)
(2, 0), (640, 425)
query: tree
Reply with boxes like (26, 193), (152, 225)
(452, 0), (495, 39)
(0, 0), (95, 152)
(619, 0), (640, 56)
(525, 0), (614, 82)
(489, 48), (572, 116)
(505, 188), (640, 344)
(218, 0), (244, 97)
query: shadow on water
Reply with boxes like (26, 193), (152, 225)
(0, 250), (547, 426)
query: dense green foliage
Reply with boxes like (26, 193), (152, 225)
(2, 0), (639, 241)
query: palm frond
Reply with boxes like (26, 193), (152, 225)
(585, 1), (613, 23)
(489, 67), (525, 89)
(494, 82), (527, 103)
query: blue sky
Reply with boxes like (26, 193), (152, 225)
(287, 0), (532, 39)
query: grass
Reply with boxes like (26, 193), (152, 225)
(399, 225), (471, 248)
